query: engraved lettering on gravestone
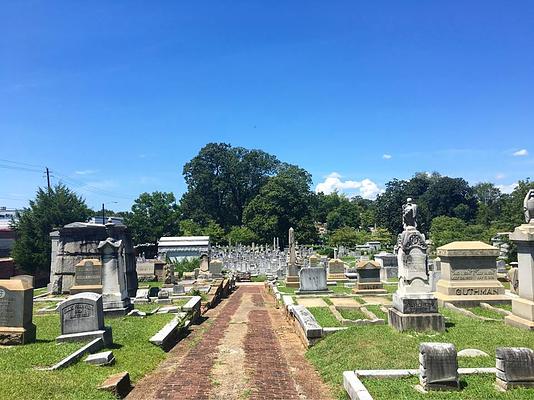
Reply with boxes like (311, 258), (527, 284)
(450, 269), (496, 281)
(63, 303), (95, 320)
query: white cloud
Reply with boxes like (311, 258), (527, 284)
(382, 154), (392, 160)
(497, 182), (518, 194)
(495, 173), (506, 180)
(513, 149), (528, 157)
(315, 172), (383, 199)
(75, 169), (98, 175)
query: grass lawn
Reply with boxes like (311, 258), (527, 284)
(364, 305), (388, 320)
(338, 307), (368, 321)
(251, 275), (267, 282)
(307, 308), (534, 400)
(34, 287), (49, 296)
(0, 305), (176, 399)
(308, 307), (342, 327)
(466, 306), (505, 320)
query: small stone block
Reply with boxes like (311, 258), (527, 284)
(99, 371), (132, 398)
(496, 347), (534, 385)
(85, 351), (115, 366)
(419, 342), (459, 391)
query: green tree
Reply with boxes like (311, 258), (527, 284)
(202, 220), (225, 244)
(498, 179), (534, 229)
(429, 216), (468, 248)
(243, 165), (318, 245)
(11, 184), (91, 274)
(375, 179), (408, 235)
(328, 227), (369, 247)
(179, 219), (203, 236)
(226, 226), (258, 245)
(124, 191), (180, 244)
(369, 227), (394, 246)
(180, 143), (280, 229)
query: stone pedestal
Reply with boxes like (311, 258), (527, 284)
(505, 223), (534, 330)
(209, 259), (223, 278)
(389, 225), (444, 332)
(496, 347), (534, 389)
(0, 279), (36, 345)
(434, 241), (508, 307)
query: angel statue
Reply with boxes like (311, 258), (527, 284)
(524, 189), (534, 224)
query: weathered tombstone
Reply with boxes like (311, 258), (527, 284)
(134, 288), (150, 303)
(153, 260), (165, 281)
(389, 199), (445, 332)
(508, 266), (519, 294)
(172, 283), (185, 295)
(70, 259), (103, 294)
(296, 267), (330, 294)
(98, 238), (131, 315)
(419, 343), (459, 391)
(57, 292), (112, 345)
(209, 259), (223, 278)
(505, 190), (534, 330)
(375, 252), (398, 281)
(353, 261), (386, 294)
(327, 259), (347, 282)
(157, 289), (171, 304)
(309, 255), (320, 268)
(199, 254), (209, 272)
(148, 286), (160, 298)
(0, 279), (36, 345)
(136, 261), (156, 281)
(435, 241), (507, 306)
(496, 347), (534, 390)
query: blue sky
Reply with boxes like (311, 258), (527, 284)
(1, 1), (533, 211)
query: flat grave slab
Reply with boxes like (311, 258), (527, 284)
(361, 296), (392, 305)
(296, 298), (327, 307)
(330, 297), (360, 307)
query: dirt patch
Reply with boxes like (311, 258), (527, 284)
(296, 297), (327, 307)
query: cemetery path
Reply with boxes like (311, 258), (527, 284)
(127, 284), (334, 400)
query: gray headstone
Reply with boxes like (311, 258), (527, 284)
(59, 292), (105, 335)
(298, 267), (327, 292)
(74, 260), (102, 286)
(496, 347), (534, 386)
(0, 279), (36, 345)
(419, 342), (459, 390)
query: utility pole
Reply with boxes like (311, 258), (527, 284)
(46, 167), (51, 192)
(102, 203), (105, 225)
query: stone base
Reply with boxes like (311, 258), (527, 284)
(353, 282), (387, 295)
(388, 308), (445, 332)
(435, 293), (511, 307)
(295, 289), (333, 295)
(504, 314), (534, 331)
(69, 285), (103, 295)
(286, 276), (300, 288)
(0, 324), (36, 345)
(104, 306), (132, 317)
(328, 274), (347, 282)
(56, 327), (113, 346)
(496, 378), (534, 390)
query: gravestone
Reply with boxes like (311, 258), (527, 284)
(353, 261), (386, 294)
(389, 199), (445, 332)
(173, 283), (185, 295)
(98, 238), (131, 315)
(56, 292), (112, 345)
(209, 259), (223, 278)
(419, 343), (459, 391)
(309, 255), (320, 268)
(285, 227), (300, 288)
(496, 347), (534, 389)
(296, 267), (331, 294)
(505, 190), (534, 330)
(136, 261), (156, 281)
(200, 254), (209, 272)
(70, 259), (103, 294)
(375, 252), (398, 281)
(327, 259), (347, 282)
(435, 241), (507, 306)
(0, 279), (36, 345)
(134, 288), (150, 303)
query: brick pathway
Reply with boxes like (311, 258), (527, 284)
(127, 284), (333, 400)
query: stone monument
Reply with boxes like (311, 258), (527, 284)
(327, 259), (347, 282)
(505, 190), (534, 330)
(435, 241), (507, 306)
(209, 259), (223, 278)
(353, 260), (387, 294)
(296, 267), (331, 294)
(98, 238), (132, 315)
(0, 279), (36, 345)
(389, 198), (445, 332)
(57, 292), (112, 345)
(69, 259), (103, 294)
(419, 343), (459, 391)
(285, 228), (300, 288)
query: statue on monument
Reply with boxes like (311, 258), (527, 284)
(402, 197), (417, 229)
(524, 189), (534, 224)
